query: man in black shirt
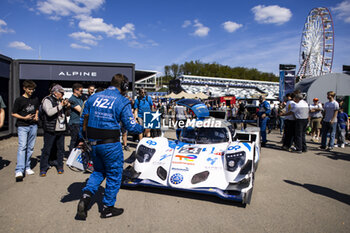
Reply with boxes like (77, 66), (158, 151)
(12, 80), (39, 182)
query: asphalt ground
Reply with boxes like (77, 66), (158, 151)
(0, 130), (349, 233)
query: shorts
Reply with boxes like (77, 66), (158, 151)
(311, 118), (322, 129)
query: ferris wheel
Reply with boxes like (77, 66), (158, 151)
(297, 7), (334, 80)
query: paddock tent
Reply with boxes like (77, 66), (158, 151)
(295, 73), (350, 104)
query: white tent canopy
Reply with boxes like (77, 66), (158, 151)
(295, 73), (350, 104)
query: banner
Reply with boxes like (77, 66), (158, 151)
(279, 70), (295, 101)
(284, 70), (295, 96)
(19, 63), (133, 82)
(279, 71), (285, 101)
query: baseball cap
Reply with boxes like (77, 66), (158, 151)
(51, 84), (65, 94)
(313, 98), (319, 101)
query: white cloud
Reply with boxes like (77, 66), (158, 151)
(332, 0), (350, 23)
(70, 43), (90, 49)
(69, 31), (102, 40)
(222, 21), (242, 33)
(193, 19), (210, 37)
(251, 5), (292, 25)
(77, 15), (136, 40)
(128, 39), (159, 49)
(69, 31), (102, 45)
(182, 20), (191, 28)
(0, 19), (15, 34)
(8, 41), (33, 50)
(37, 0), (105, 18)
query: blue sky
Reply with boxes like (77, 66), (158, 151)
(0, 0), (349, 75)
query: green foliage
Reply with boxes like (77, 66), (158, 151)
(161, 60), (278, 84)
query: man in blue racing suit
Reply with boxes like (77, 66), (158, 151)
(257, 95), (271, 147)
(76, 74), (143, 220)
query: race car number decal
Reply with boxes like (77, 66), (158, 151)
(228, 145), (241, 151)
(179, 147), (202, 154)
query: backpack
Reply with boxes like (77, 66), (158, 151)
(136, 95), (152, 110)
(38, 96), (49, 124)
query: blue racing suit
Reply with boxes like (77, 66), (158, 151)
(257, 100), (271, 144)
(80, 86), (143, 207)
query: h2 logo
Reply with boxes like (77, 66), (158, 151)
(93, 97), (115, 109)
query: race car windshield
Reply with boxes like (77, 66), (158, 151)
(181, 127), (229, 144)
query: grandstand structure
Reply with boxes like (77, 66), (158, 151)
(178, 75), (279, 99)
(134, 70), (159, 91)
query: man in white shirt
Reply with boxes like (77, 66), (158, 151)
(291, 93), (309, 153)
(320, 91), (339, 150)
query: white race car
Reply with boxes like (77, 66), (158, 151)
(123, 99), (260, 204)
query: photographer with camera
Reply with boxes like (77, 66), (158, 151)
(68, 83), (84, 152)
(39, 84), (70, 176)
(76, 74), (143, 220)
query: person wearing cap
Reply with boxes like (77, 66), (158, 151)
(309, 98), (323, 142)
(39, 84), (70, 176)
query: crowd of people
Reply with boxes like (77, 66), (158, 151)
(1, 77), (349, 219)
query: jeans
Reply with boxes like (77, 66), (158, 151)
(69, 124), (80, 152)
(40, 131), (65, 171)
(295, 119), (308, 151)
(83, 142), (123, 207)
(279, 117), (285, 134)
(336, 123), (346, 145)
(259, 116), (269, 143)
(321, 121), (337, 148)
(16, 125), (38, 173)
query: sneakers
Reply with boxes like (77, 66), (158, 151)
(15, 172), (23, 182)
(25, 169), (35, 175)
(341, 144), (345, 148)
(75, 192), (92, 221)
(40, 171), (47, 177)
(124, 145), (130, 151)
(57, 168), (64, 174)
(334, 144), (339, 148)
(100, 206), (124, 218)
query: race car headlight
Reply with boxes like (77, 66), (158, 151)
(225, 151), (246, 171)
(136, 145), (156, 163)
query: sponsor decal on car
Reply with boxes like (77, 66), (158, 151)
(207, 157), (218, 165)
(170, 173), (184, 185)
(228, 145), (241, 151)
(146, 140), (157, 146)
(171, 167), (189, 172)
(214, 152), (224, 156)
(175, 155), (197, 161)
(172, 155), (197, 166)
(160, 154), (172, 161)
